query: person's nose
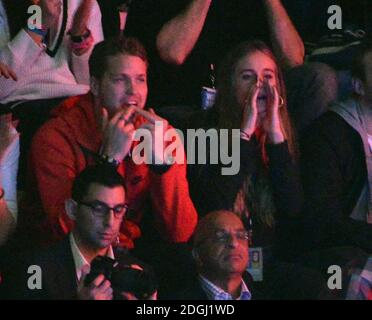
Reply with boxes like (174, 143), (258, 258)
(125, 79), (136, 96)
(226, 234), (240, 248)
(103, 209), (115, 228)
(257, 76), (268, 88)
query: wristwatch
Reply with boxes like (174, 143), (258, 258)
(99, 154), (121, 167)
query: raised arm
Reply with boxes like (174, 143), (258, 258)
(156, 0), (212, 65)
(262, 0), (304, 68)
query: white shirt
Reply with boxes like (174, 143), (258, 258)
(0, 0), (104, 104)
(69, 233), (115, 282)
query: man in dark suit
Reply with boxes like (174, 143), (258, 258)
(170, 210), (252, 300)
(3, 164), (155, 300)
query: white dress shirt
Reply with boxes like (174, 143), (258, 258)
(69, 233), (115, 282)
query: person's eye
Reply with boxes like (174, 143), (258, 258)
(112, 78), (124, 83)
(264, 74), (274, 80)
(215, 231), (228, 241)
(91, 204), (106, 212)
(113, 205), (125, 214)
(242, 74), (255, 81)
(137, 77), (146, 83)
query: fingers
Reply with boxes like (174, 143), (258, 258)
(272, 85), (280, 114)
(250, 84), (260, 111)
(92, 274), (106, 287)
(121, 292), (138, 300)
(111, 106), (136, 127)
(241, 83), (259, 134)
(244, 83), (259, 118)
(132, 106), (165, 124)
(91, 278), (112, 300)
(244, 81), (258, 106)
(101, 284), (113, 299)
(107, 106), (166, 128)
(263, 81), (280, 114)
(89, 277), (113, 300)
(8, 68), (18, 81)
(0, 64), (17, 81)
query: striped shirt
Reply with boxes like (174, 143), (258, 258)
(199, 275), (251, 300)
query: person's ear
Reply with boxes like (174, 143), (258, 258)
(90, 76), (100, 97)
(352, 77), (365, 96)
(65, 199), (78, 221)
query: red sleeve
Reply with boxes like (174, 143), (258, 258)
(149, 158), (198, 243)
(29, 123), (77, 243)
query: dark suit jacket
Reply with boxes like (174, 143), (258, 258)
(164, 271), (253, 300)
(3, 238), (78, 299)
(3, 237), (152, 300)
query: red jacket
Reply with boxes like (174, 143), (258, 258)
(27, 93), (198, 247)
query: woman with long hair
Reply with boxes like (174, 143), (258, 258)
(188, 40), (332, 299)
(192, 40), (301, 245)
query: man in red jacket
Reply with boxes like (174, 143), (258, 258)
(25, 37), (198, 251)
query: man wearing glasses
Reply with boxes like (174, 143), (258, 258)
(4, 165), (154, 300)
(169, 210), (252, 300)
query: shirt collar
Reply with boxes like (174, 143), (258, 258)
(69, 233), (115, 281)
(199, 274), (251, 300)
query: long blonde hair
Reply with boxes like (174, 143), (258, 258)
(215, 40), (297, 228)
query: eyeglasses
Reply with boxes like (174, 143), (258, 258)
(214, 230), (249, 244)
(79, 201), (129, 219)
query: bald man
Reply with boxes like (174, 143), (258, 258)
(170, 210), (252, 300)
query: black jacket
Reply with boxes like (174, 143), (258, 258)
(300, 111), (372, 252)
(2, 237), (152, 300)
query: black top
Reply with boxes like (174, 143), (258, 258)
(125, 0), (270, 107)
(300, 111), (372, 253)
(2, 237), (152, 300)
(186, 111), (303, 257)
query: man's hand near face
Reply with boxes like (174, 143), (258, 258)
(135, 107), (174, 166)
(100, 107), (136, 163)
(100, 105), (180, 166)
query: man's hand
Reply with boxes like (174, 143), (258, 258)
(0, 63), (17, 81)
(135, 107), (176, 165)
(100, 107), (136, 163)
(77, 265), (113, 300)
